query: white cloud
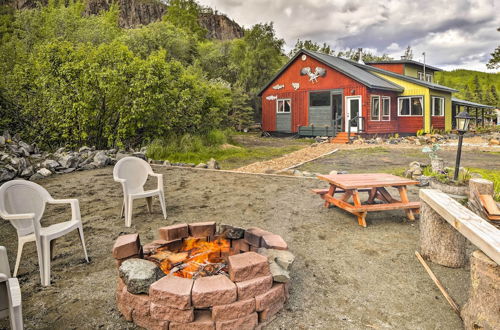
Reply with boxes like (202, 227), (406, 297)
(198, 0), (500, 72)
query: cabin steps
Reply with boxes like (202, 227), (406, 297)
(330, 132), (356, 144)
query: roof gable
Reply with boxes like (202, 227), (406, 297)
(258, 49), (403, 96)
(348, 60), (458, 93)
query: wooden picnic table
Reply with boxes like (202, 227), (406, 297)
(315, 173), (420, 227)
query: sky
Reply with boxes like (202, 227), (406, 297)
(197, 0), (500, 72)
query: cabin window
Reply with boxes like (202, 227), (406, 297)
(371, 96), (380, 121)
(309, 92), (330, 107)
(398, 96), (423, 116)
(432, 96), (444, 116)
(426, 74), (433, 82)
(417, 72), (424, 80)
(277, 99), (291, 113)
(382, 97), (391, 121)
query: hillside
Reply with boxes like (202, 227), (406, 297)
(8, 0), (243, 39)
(435, 69), (499, 107)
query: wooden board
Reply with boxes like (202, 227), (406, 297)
(479, 195), (500, 216)
(317, 173), (418, 189)
(420, 189), (500, 265)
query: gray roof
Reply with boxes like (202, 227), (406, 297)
(364, 60), (442, 72)
(452, 97), (495, 109)
(348, 60), (458, 93)
(258, 49), (404, 96)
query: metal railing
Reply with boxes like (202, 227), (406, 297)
(347, 116), (365, 143)
(332, 116), (342, 138)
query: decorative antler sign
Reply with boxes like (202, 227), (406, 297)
(300, 67), (326, 83)
(292, 83), (300, 90)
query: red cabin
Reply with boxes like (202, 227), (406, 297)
(258, 50), (405, 137)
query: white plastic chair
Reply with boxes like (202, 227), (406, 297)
(0, 246), (23, 330)
(113, 157), (167, 227)
(0, 180), (89, 286)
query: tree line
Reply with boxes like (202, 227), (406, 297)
(0, 0), (286, 149)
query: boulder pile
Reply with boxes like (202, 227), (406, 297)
(0, 130), (220, 183)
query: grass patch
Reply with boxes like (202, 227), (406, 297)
(468, 167), (500, 201)
(145, 130), (307, 169)
(349, 147), (390, 154)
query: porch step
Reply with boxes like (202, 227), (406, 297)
(331, 132), (356, 144)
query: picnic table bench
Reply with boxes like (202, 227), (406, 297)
(314, 173), (420, 227)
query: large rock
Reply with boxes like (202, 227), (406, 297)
(0, 165), (17, 182)
(132, 152), (146, 160)
(93, 151), (110, 167)
(268, 261), (290, 283)
(207, 158), (219, 170)
(59, 154), (79, 168)
(0, 136), (5, 146)
(18, 141), (33, 154)
(42, 159), (60, 170)
(20, 166), (34, 177)
(257, 248), (295, 270)
(119, 259), (164, 294)
(37, 168), (52, 177)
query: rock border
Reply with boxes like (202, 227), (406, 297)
(112, 223), (294, 330)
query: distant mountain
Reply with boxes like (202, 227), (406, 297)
(8, 0), (244, 40)
(435, 69), (499, 106)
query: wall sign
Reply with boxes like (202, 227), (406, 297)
(265, 95), (277, 100)
(292, 83), (300, 90)
(301, 55), (307, 61)
(300, 66), (326, 83)
(272, 84), (284, 90)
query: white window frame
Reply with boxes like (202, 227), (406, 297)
(381, 96), (391, 121)
(426, 73), (433, 83)
(370, 95), (380, 121)
(417, 71), (424, 80)
(431, 96), (444, 116)
(398, 96), (424, 117)
(276, 98), (291, 114)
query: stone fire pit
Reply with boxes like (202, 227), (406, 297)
(112, 222), (294, 329)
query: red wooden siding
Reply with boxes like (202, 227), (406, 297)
(431, 116), (445, 129)
(261, 55), (368, 133)
(367, 63), (405, 75)
(365, 89), (399, 134)
(398, 117), (424, 133)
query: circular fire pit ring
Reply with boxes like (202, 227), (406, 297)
(112, 222), (294, 329)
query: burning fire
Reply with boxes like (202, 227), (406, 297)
(149, 237), (230, 279)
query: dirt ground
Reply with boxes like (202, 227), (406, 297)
(0, 165), (474, 330)
(299, 146), (500, 174)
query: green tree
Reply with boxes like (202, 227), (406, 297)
(163, 0), (207, 40)
(486, 28), (499, 70)
(403, 45), (413, 60)
(289, 39), (334, 56)
(472, 75), (483, 103)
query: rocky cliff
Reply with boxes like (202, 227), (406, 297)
(84, 0), (167, 28)
(199, 12), (243, 40)
(9, 0), (243, 39)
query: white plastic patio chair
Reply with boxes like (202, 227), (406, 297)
(0, 180), (89, 286)
(113, 156), (167, 227)
(0, 246), (23, 330)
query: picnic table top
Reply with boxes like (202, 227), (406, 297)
(317, 173), (419, 190)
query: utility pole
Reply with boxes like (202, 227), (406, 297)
(422, 52), (426, 81)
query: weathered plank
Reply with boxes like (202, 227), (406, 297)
(419, 189), (500, 265)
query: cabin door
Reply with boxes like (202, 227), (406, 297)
(345, 96), (362, 132)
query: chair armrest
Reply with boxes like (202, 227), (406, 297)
(0, 212), (35, 221)
(0, 273), (8, 282)
(114, 178), (127, 184)
(47, 198), (81, 220)
(7, 278), (21, 308)
(149, 173), (164, 190)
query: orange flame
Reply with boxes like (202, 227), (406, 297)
(157, 237), (230, 278)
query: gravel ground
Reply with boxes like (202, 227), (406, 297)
(234, 135), (499, 174)
(0, 166), (470, 330)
